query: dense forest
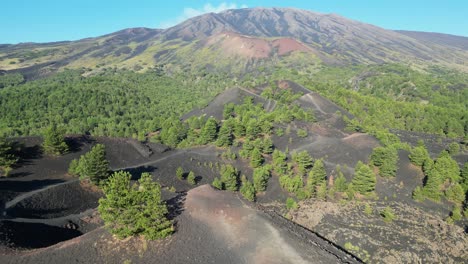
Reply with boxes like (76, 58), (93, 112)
(0, 63), (467, 141)
(0, 69), (232, 138)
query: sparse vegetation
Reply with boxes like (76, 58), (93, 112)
(380, 206), (397, 223)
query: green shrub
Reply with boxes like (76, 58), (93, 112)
(176, 167), (184, 180)
(380, 206), (397, 223)
(286, 197), (298, 210)
(187, 171), (196, 185)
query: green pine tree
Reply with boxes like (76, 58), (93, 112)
(409, 145), (430, 166)
(306, 159), (327, 196)
(79, 144), (109, 185)
(250, 148), (264, 168)
(292, 150), (313, 175)
(351, 161), (376, 195)
(334, 166), (348, 192)
(262, 137), (273, 154)
(187, 171), (196, 185)
(220, 164), (239, 191)
(272, 149), (287, 174)
(43, 125), (68, 155)
(215, 122), (233, 147)
(433, 151), (460, 182)
(240, 175), (256, 202)
(176, 167), (184, 180)
(253, 166), (271, 192)
(445, 183), (465, 205)
(98, 171), (173, 240)
(371, 147), (398, 177)
(212, 177), (223, 190)
(0, 138), (18, 175)
(199, 117), (218, 144)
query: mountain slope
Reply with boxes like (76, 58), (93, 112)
(1, 7), (468, 78)
(396, 30), (468, 51)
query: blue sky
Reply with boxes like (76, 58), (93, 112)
(1, 0), (467, 43)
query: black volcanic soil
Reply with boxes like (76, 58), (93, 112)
(0, 185), (359, 264)
(1, 82), (465, 263)
(6, 181), (101, 219)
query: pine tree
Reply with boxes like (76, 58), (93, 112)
(176, 167), (184, 180)
(212, 177), (223, 190)
(253, 166), (271, 192)
(262, 137), (273, 154)
(433, 151), (460, 182)
(245, 119), (260, 138)
(292, 150), (313, 175)
(68, 159), (81, 176)
(80, 144), (109, 184)
(306, 159), (327, 196)
(316, 182), (327, 200)
(422, 170), (443, 201)
(43, 125), (68, 155)
(334, 166), (348, 192)
(220, 164), (239, 191)
(409, 145), (430, 166)
(215, 122), (233, 147)
(240, 175), (256, 202)
(272, 149), (287, 174)
(445, 183), (465, 205)
(199, 117), (218, 144)
(371, 147), (398, 177)
(187, 171), (196, 185)
(351, 161), (376, 195)
(448, 142), (460, 155)
(250, 148), (264, 168)
(0, 138), (18, 173)
(98, 171), (173, 240)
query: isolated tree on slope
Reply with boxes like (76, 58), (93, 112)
(98, 171), (173, 240)
(78, 144), (109, 184)
(43, 124), (68, 155)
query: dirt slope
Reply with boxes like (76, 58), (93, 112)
(0, 185), (359, 264)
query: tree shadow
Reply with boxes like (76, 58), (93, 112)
(65, 135), (94, 153)
(14, 144), (43, 166)
(0, 220), (83, 249)
(6, 206), (70, 219)
(0, 179), (65, 192)
(166, 191), (187, 231)
(195, 176), (203, 184)
(5, 172), (32, 178)
(120, 165), (157, 180)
